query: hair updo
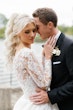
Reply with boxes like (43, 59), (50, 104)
(5, 13), (34, 68)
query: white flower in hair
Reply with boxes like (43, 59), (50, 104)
(52, 47), (61, 56)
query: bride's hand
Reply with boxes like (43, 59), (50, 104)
(44, 36), (56, 59)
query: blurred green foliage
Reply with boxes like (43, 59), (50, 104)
(58, 25), (73, 35)
(0, 13), (8, 38)
(0, 27), (6, 38)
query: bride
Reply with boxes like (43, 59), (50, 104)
(5, 13), (58, 110)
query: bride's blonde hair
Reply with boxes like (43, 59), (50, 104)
(5, 13), (34, 68)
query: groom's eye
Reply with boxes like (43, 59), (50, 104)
(36, 25), (39, 30)
(33, 28), (37, 32)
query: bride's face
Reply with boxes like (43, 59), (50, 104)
(18, 22), (36, 47)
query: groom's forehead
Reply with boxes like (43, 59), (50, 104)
(33, 17), (41, 24)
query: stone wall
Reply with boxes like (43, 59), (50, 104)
(0, 87), (23, 110)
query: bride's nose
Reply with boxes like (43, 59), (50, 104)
(30, 31), (35, 37)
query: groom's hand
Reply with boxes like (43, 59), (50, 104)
(29, 88), (50, 104)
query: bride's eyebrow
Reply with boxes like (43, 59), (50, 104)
(24, 27), (37, 33)
(24, 28), (35, 31)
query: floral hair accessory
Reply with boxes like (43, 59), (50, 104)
(52, 47), (61, 56)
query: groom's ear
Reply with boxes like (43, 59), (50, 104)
(47, 21), (53, 28)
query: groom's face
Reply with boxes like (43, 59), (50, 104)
(34, 17), (53, 40)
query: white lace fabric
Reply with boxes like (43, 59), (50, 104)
(13, 47), (52, 90)
(13, 48), (51, 92)
(13, 47), (59, 110)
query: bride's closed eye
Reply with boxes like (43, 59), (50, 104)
(24, 28), (37, 34)
(25, 30), (30, 34)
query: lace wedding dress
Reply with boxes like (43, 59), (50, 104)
(13, 47), (58, 110)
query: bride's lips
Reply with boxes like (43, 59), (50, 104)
(29, 38), (34, 41)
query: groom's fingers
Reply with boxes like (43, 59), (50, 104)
(30, 96), (42, 101)
(30, 94), (44, 104)
(30, 95), (49, 105)
(33, 100), (46, 104)
(29, 89), (50, 104)
(30, 93), (41, 98)
(33, 100), (45, 105)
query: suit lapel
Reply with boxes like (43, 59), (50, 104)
(56, 33), (64, 48)
(52, 33), (65, 60)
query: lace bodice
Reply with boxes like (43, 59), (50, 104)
(13, 47), (52, 98)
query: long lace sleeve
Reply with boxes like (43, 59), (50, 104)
(14, 48), (52, 89)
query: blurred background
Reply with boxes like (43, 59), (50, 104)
(0, 0), (73, 110)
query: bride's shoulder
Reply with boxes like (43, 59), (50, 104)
(15, 47), (33, 58)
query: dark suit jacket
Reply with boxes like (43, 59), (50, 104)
(48, 33), (73, 110)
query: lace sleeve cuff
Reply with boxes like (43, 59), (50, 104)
(45, 59), (51, 68)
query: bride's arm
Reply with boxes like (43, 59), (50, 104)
(26, 50), (52, 89)
(14, 49), (52, 89)
(27, 37), (56, 89)
(14, 37), (55, 89)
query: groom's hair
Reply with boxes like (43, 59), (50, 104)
(32, 7), (58, 27)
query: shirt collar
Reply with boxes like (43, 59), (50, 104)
(55, 31), (61, 41)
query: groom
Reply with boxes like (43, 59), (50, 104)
(30, 8), (73, 110)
